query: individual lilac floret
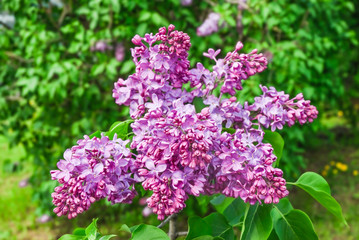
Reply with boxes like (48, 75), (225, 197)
(50, 134), (137, 219)
(249, 85), (318, 131)
(197, 13), (221, 36)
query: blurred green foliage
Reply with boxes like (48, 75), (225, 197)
(0, 0), (358, 216)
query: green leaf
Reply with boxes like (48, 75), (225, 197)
(92, 63), (106, 76)
(240, 203), (273, 240)
(99, 235), (116, 240)
(192, 236), (224, 240)
(72, 228), (86, 236)
(85, 219), (98, 240)
(270, 198), (293, 224)
(289, 172), (347, 225)
(192, 237), (213, 240)
(271, 208), (318, 240)
(193, 97), (208, 113)
(186, 216), (212, 240)
(210, 195), (235, 213)
(130, 225), (140, 233)
(58, 234), (85, 240)
(223, 198), (247, 226)
(120, 60), (135, 74)
(106, 120), (133, 140)
(263, 130), (284, 165)
(139, 11), (151, 22)
(131, 224), (169, 240)
(222, 128), (235, 134)
(203, 213), (235, 240)
(120, 224), (132, 233)
(293, 172), (330, 194)
(267, 230), (280, 240)
(89, 130), (102, 139)
(110, 0), (120, 13)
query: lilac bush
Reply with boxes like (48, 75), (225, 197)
(51, 25), (318, 220)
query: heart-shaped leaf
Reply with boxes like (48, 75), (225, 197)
(271, 207), (318, 240)
(131, 224), (169, 240)
(186, 216), (212, 240)
(289, 172), (347, 225)
(204, 213), (235, 240)
(240, 203), (273, 240)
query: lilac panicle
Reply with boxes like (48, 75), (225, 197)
(50, 134), (137, 219)
(112, 25), (193, 119)
(249, 85), (319, 131)
(53, 25), (318, 220)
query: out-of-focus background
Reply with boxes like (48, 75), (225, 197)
(0, 0), (358, 239)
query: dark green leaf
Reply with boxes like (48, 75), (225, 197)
(130, 225), (140, 233)
(240, 203), (273, 240)
(271, 208), (318, 240)
(204, 213), (235, 240)
(263, 130), (284, 165)
(223, 198), (247, 226)
(271, 198), (293, 223)
(192, 236), (225, 240)
(210, 195), (235, 213)
(186, 216), (212, 240)
(290, 172), (347, 225)
(193, 97), (208, 113)
(131, 224), (169, 240)
(267, 230), (280, 240)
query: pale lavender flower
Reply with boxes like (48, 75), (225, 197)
(115, 44), (125, 61)
(91, 40), (112, 52)
(197, 13), (221, 36)
(181, 0), (192, 6)
(18, 178), (29, 188)
(36, 214), (52, 223)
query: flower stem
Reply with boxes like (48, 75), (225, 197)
(157, 213), (177, 228)
(168, 214), (177, 240)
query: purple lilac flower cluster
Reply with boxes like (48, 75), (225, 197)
(51, 134), (136, 219)
(52, 25), (318, 220)
(131, 100), (218, 219)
